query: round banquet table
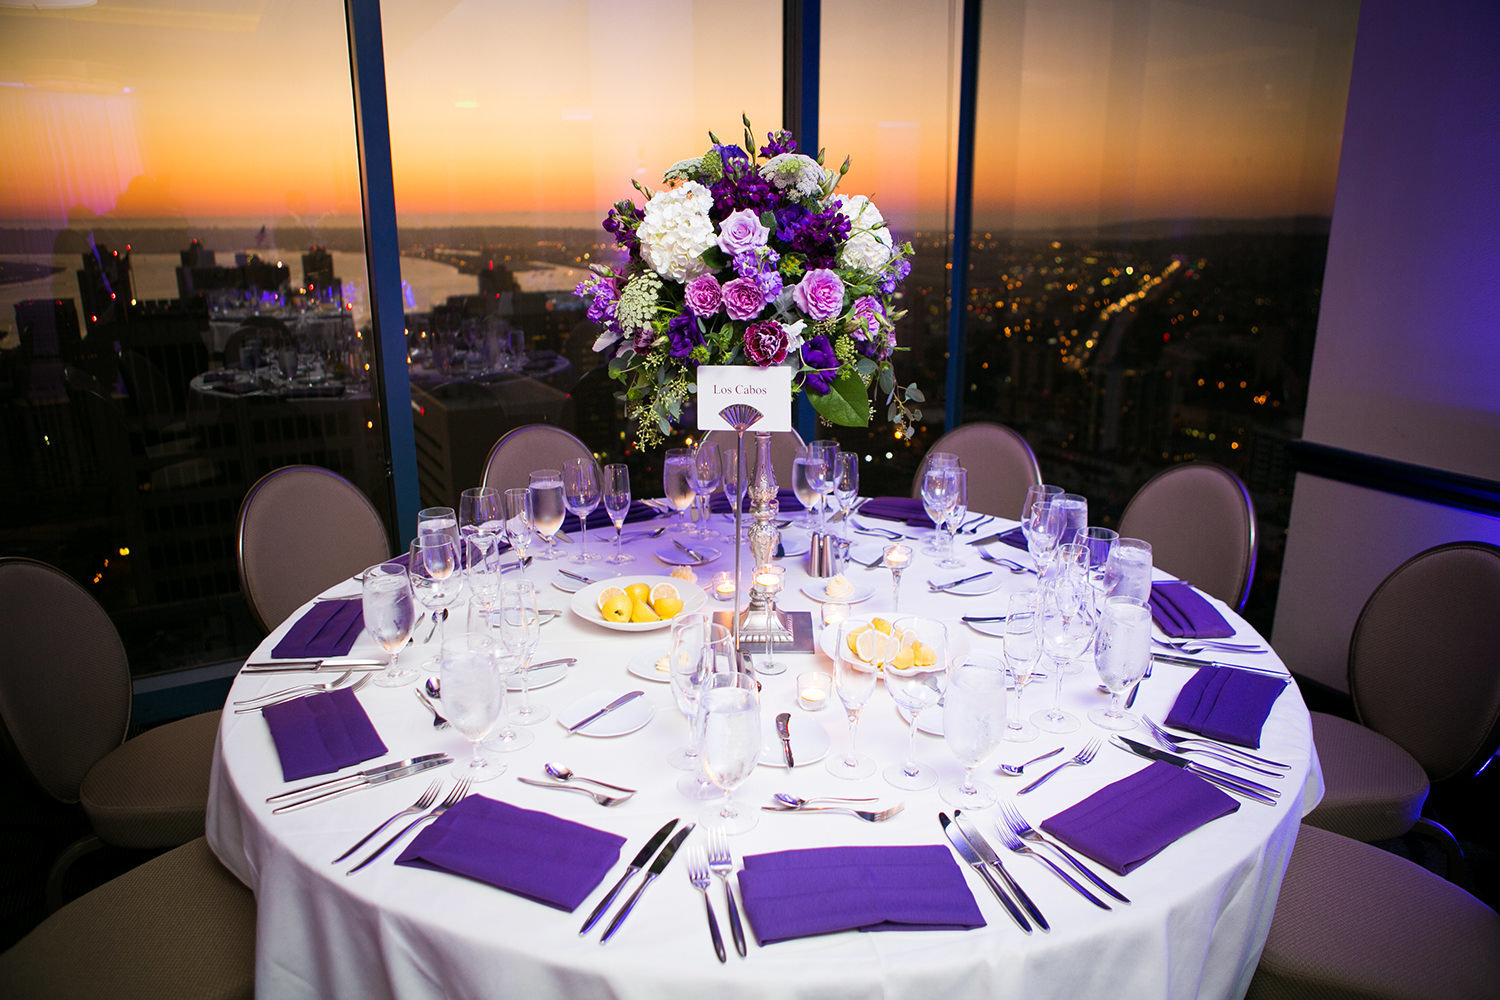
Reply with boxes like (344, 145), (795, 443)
(207, 509), (1324, 1000)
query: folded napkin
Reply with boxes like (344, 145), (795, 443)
(560, 499), (659, 535)
(270, 598), (365, 659)
(708, 487), (804, 514)
(1164, 664), (1287, 748)
(736, 845), (985, 945)
(1149, 581), (1236, 638)
(994, 525), (1029, 551)
(263, 686), (387, 782)
(395, 796), (626, 911)
(1040, 761), (1239, 875)
(857, 496), (936, 529)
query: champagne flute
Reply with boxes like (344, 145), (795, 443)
(827, 618), (882, 779)
(1021, 485), (1065, 570)
(464, 534), (501, 633)
(1090, 596), (1152, 730)
(1002, 590), (1042, 742)
(663, 447), (696, 531)
(941, 651), (1008, 808)
(807, 439), (839, 534)
(938, 466), (967, 568)
(528, 469), (565, 562)
(720, 447), (745, 529)
(884, 543), (913, 612)
(481, 651), (534, 752)
(602, 463), (634, 564)
(790, 456), (820, 528)
(503, 488), (534, 578)
(440, 632), (504, 782)
(694, 672), (761, 834)
(689, 441), (721, 539)
(497, 579), (547, 724)
(1033, 550), (1093, 734)
(833, 451), (860, 535)
(884, 616), (948, 790)
(409, 534), (463, 671)
(363, 561), (417, 688)
(562, 457), (601, 564)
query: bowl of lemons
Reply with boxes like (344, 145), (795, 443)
(569, 576), (708, 632)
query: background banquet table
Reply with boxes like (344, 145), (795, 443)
(207, 508), (1324, 1000)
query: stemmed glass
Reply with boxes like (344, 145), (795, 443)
(832, 451), (860, 535)
(941, 651), (1008, 808)
(1080, 526), (1120, 614)
(938, 467), (967, 568)
(562, 457), (602, 564)
(409, 533), (463, 671)
(418, 505), (460, 552)
(668, 615), (731, 801)
(1002, 590), (1042, 742)
(363, 561), (417, 688)
(920, 453), (960, 553)
(440, 632), (504, 782)
(1090, 596), (1152, 730)
(1056, 493), (1089, 548)
(790, 456), (820, 528)
(662, 447), (696, 531)
(458, 486), (502, 541)
(884, 543), (913, 612)
(694, 672), (761, 834)
(528, 469), (565, 562)
(688, 442), (721, 539)
(807, 440), (839, 533)
(919, 462), (959, 557)
(884, 617), (948, 790)
(1033, 549), (1094, 734)
(754, 564), (787, 677)
(497, 579), (547, 724)
(503, 488), (534, 578)
(481, 651), (534, 752)
(464, 535), (502, 633)
(1021, 484), (1064, 570)
(1106, 538), (1154, 602)
(827, 618), (883, 779)
(602, 463), (634, 564)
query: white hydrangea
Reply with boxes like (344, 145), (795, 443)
(838, 194), (895, 272)
(760, 153), (832, 199)
(637, 181), (716, 283)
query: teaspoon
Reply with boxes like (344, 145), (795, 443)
(996, 746), (1065, 776)
(772, 793), (879, 808)
(544, 763), (638, 795)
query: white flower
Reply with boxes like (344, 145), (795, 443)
(760, 153), (832, 199)
(782, 319), (807, 353)
(637, 181), (716, 283)
(592, 328), (622, 353)
(838, 194), (895, 272)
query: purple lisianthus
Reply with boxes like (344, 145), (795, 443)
(721, 276), (767, 322)
(743, 320), (789, 366)
(848, 295), (883, 341)
(684, 273), (722, 317)
(792, 268), (845, 321)
(880, 256), (912, 295)
(799, 334), (839, 394)
(717, 209), (770, 257)
(667, 314), (702, 361)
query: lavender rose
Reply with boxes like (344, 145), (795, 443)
(721, 276), (767, 322)
(800, 334), (839, 394)
(717, 208), (771, 257)
(744, 320), (789, 366)
(792, 268), (845, 321)
(684, 273), (722, 317)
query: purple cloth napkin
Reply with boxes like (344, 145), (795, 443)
(1040, 761), (1239, 875)
(708, 487), (803, 514)
(560, 499), (659, 535)
(395, 796), (626, 911)
(1164, 664), (1287, 748)
(270, 598), (365, 659)
(1149, 581), (1236, 638)
(858, 496), (936, 529)
(995, 525), (1029, 551)
(262, 686), (387, 782)
(735, 845), (985, 944)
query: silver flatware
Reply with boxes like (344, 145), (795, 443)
(266, 753), (448, 803)
(347, 777), (472, 873)
(1112, 737), (1279, 805)
(706, 826), (746, 957)
(953, 809), (1049, 931)
(233, 669), (355, 706)
(775, 712), (794, 770)
(673, 539), (706, 563)
(515, 777), (631, 806)
(422, 607), (449, 642)
(331, 779), (442, 863)
(601, 823), (696, 943)
(997, 745), (1064, 776)
(686, 847), (727, 962)
(928, 571), (992, 593)
(544, 762), (638, 794)
(997, 800), (1130, 904)
(558, 569), (597, 584)
(1018, 738), (1100, 794)
(1153, 636), (1268, 654)
(580, 819), (678, 935)
(1124, 659), (1153, 709)
(272, 754), (452, 814)
(961, 615), (1008, 623)
(1151, 652), (1290, 681)
(771, 793), (878, 808)
(1140, 718), (1284, 777)
(977, 551), (1034, 574)
(761, 803), (904, 822)
(564, 690), (644, 734)
(415, 689), (448, 729)
(241, 657), (389, 673)
(988, 812), (1111, 909)
(939, 812), (1030, 933)
(1140, 715), (1290, 770)
(233, 673), (371, 714)
(850, 521), (902, 540)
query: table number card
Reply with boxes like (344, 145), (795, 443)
(696, 366), (793, 432)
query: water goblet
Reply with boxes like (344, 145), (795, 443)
(1002, 590), (1042, 742)
(1089, 596), (1152, 730)
(458, 486), (502, 543)
(941, 651), (1008, 808)
(503, 488), (534, 578)
(481, 651), (534, 752)
(1106, 537), (1153, 602)
(527, 469), (565, 562)
(827, 618), (883, 779)
(440, 632), (504, 782)
(1056, 493), (1089, 547)
(688, 441), (722, 539)
(884, 617), (948, 790)
(602, 463), (635, 564)
(694, 671), (761, 834)
(418, 505), (460, 552)
(1080, 526), (1120, 613)
(409, 533), (463, 671)
(363, 561), (417, 688)
(919, 463), (959, 557)
(497, 579), (547, 724)
(562, 457), (602, 564)
(668, 616), (731, 801)
(884, 543), (913, 612)
(663, 447), (696, 531)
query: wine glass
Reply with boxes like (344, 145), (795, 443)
(363, 561), (417, 688)
(884, 542), (913, 612)
(789, 456), (820, 528)
(497, 579), (547, 724)
(458, 487), (502, 544)
(1106, 538), (1154, 602)
(941, 651), (1008, 808)
(562, 457), (601, 564)
(662, 447), (696, 531)
(668, 616), (731, 801)
(481, 651), (534, 752)
(409, 533), (463, 671)
(921, 453), (960, 553)
(1033, 551), (1094, 734)
(464, 534), (501, 633)
(1056, 493), (1089, 547)
(503, 488), (534, 578)
(694, 671), (761, 834)
(807, 440), (839, 533)
(884, 616), (948, 790)
(919, 463), (958, 557)
(1021, 484), (1065, 570)
(688, 441), (721, 539)
(1090, 595), (1152, 730)
(827, 618), (883, 779)
(527, 469), (565, 562)
(938, 466), (967, 568)
(1080, 526), (1120, 614)
(418, 504), (460, 554)
(1002, 590), (1042, 742)
(440, 632), (504, 782)
(602, 463), (635, 564)
(833, 451), (860, 535)
(720, 446), (745, 528)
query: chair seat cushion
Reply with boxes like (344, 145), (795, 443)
(1303, 711), (1428, 842)
(1248, 824), (1500, 1000)
(79, 710), (220, 850)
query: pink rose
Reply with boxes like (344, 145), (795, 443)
(716, 208), (771, 257)
(792, 268), (845, 321)
(743, 320), (789, 366)
(684, 274), (722, 317)
(721, 276), (766, 322)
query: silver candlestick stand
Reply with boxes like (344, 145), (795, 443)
(717, 405), (792, 654)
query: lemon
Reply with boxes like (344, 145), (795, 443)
(871, 617), (894, 635)
(629, 598), (660, 623)
(912, 640), (938, 668)
(649, 582), (680, 605)
(890, 645), (916, 670)
(600, 593), (632, 622)
(854, 628), (899, 664)
(625, 582), (651, 603)
(845, 624), (870, 655)
(652, 595), (684, 619)
(596, 585), (626, 613)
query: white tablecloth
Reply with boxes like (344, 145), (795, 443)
(207, 511), (1324, 1000)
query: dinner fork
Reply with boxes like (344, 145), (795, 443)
(851, 522), (903, 540)
(347, 777), (471, 874)
(977, 551), (1033, 574)
(761, 803), (905, 822)
(1141, 715), (1290, 773)
(686, 847), (727, 963)
(233, 673), (370, 713)
(332, 779), (443, 863)
(997, 800), (1130, 904)
(1152, 636), (1267, 655)
(707, 827), (747, 957)
(233, 669), (356, 707)
(990, 815), (1111, 909)
(1018, 739), (1100, 794)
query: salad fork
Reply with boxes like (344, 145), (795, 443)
(347, 777), (471, 874)
(233, 672), (370, 713)
(990, 815), (1111, 909)
(761, 803), (905, 822)
(977, 551), (1034, 574)
(233, 669), (356, 707)
(686, 847), (727, 962)
(997, 800), (1129, 903)
(1141, 715), (1289, 773)
(707, 827), (746, 957)
(1018, 739), (1100, 794)
(851, 522), (902, 541)
(332, 779), (442, 863)
(1152, 636), (1267, 655)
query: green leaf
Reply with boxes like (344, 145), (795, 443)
(808, 371), (871, 427)
(877, 367), (895, 395)
(700, 246), (728, 271)
(905, 384), (926, 403)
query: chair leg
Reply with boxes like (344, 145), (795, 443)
(44, 833), (103, 914)
(1411, 816), (1471, 890)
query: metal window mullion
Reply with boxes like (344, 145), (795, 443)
(946, 0), (982, 431)
(785, 0), (820, 443)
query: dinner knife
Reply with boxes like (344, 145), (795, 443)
(939, 813), (1030, 933)
(929, 571), (992, 592)
(266, 753), (449, 803)
(673, 539), (706, 563)
(601, 822), (696, 943)
(270, 756), (454, 813)
(241, 657), (389, 673)
(580, 819), (679, 935)
(951, 810), (1049, 931)
(960, 811), (1110, 910)
(565, 690), (645, 734)
(1150, 652), (1290, 681)
(775, 712), (794, 770)
(968, 531), (1008, 547)
(1113, 737), (1280, 805)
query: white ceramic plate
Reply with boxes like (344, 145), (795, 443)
(626, 644), (673, 683)
(926, 572), (1003, 597)
(568, 576), (708, 632)
(800, 582), (874, 604)
(961, 618), (1009, 639)
(556, 690), (655, 737)
(655, 544), (723, 567)
(756, 715), (832, 767)
(508, 658), (568, 691)
(777, 529), (812, 558)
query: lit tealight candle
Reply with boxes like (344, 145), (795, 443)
(822, 602), (851, 629)
(754, 565), (786, 594)
(798, 670), (831, 711)
(884, 543), (911, 569)
(711, 571), (736, 600)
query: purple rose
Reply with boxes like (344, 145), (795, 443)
(717, 209), (770, 257)
(792, 268), (845, 321)
(721, 276), (767, 322)
(800, 334), (839, 394)
(743, 320), (789, 366)
(684, 274), (722, 317)
(849, 295), (883, 340)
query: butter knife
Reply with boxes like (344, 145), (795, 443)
(939, 813), (1030, 933)
(1113, 737), (1279, 805)
(601, 823), (695, 942)
(775, 712), (794, 769)
(564, 690), (644, 734)
(951, 809), (1049, 931)
(580, 818), (679, 935)
(270, 755), (454, 813)
(929, 571), (992, 592)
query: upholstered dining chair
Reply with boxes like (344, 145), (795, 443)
(0, 557), (222, 910)
(1304, 542), (1500, 854)
(480, 424), (593, 494)
(701, 428), (807, 488)
(909, 422), (1042, 518)
(0, 837), (256, 1000)
(1117, 461), (1257, 610)
(1245, 823), (1500, 1000)
(236, 464), (392, 633)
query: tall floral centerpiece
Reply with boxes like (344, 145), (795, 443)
(575, 116), (924, 449)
